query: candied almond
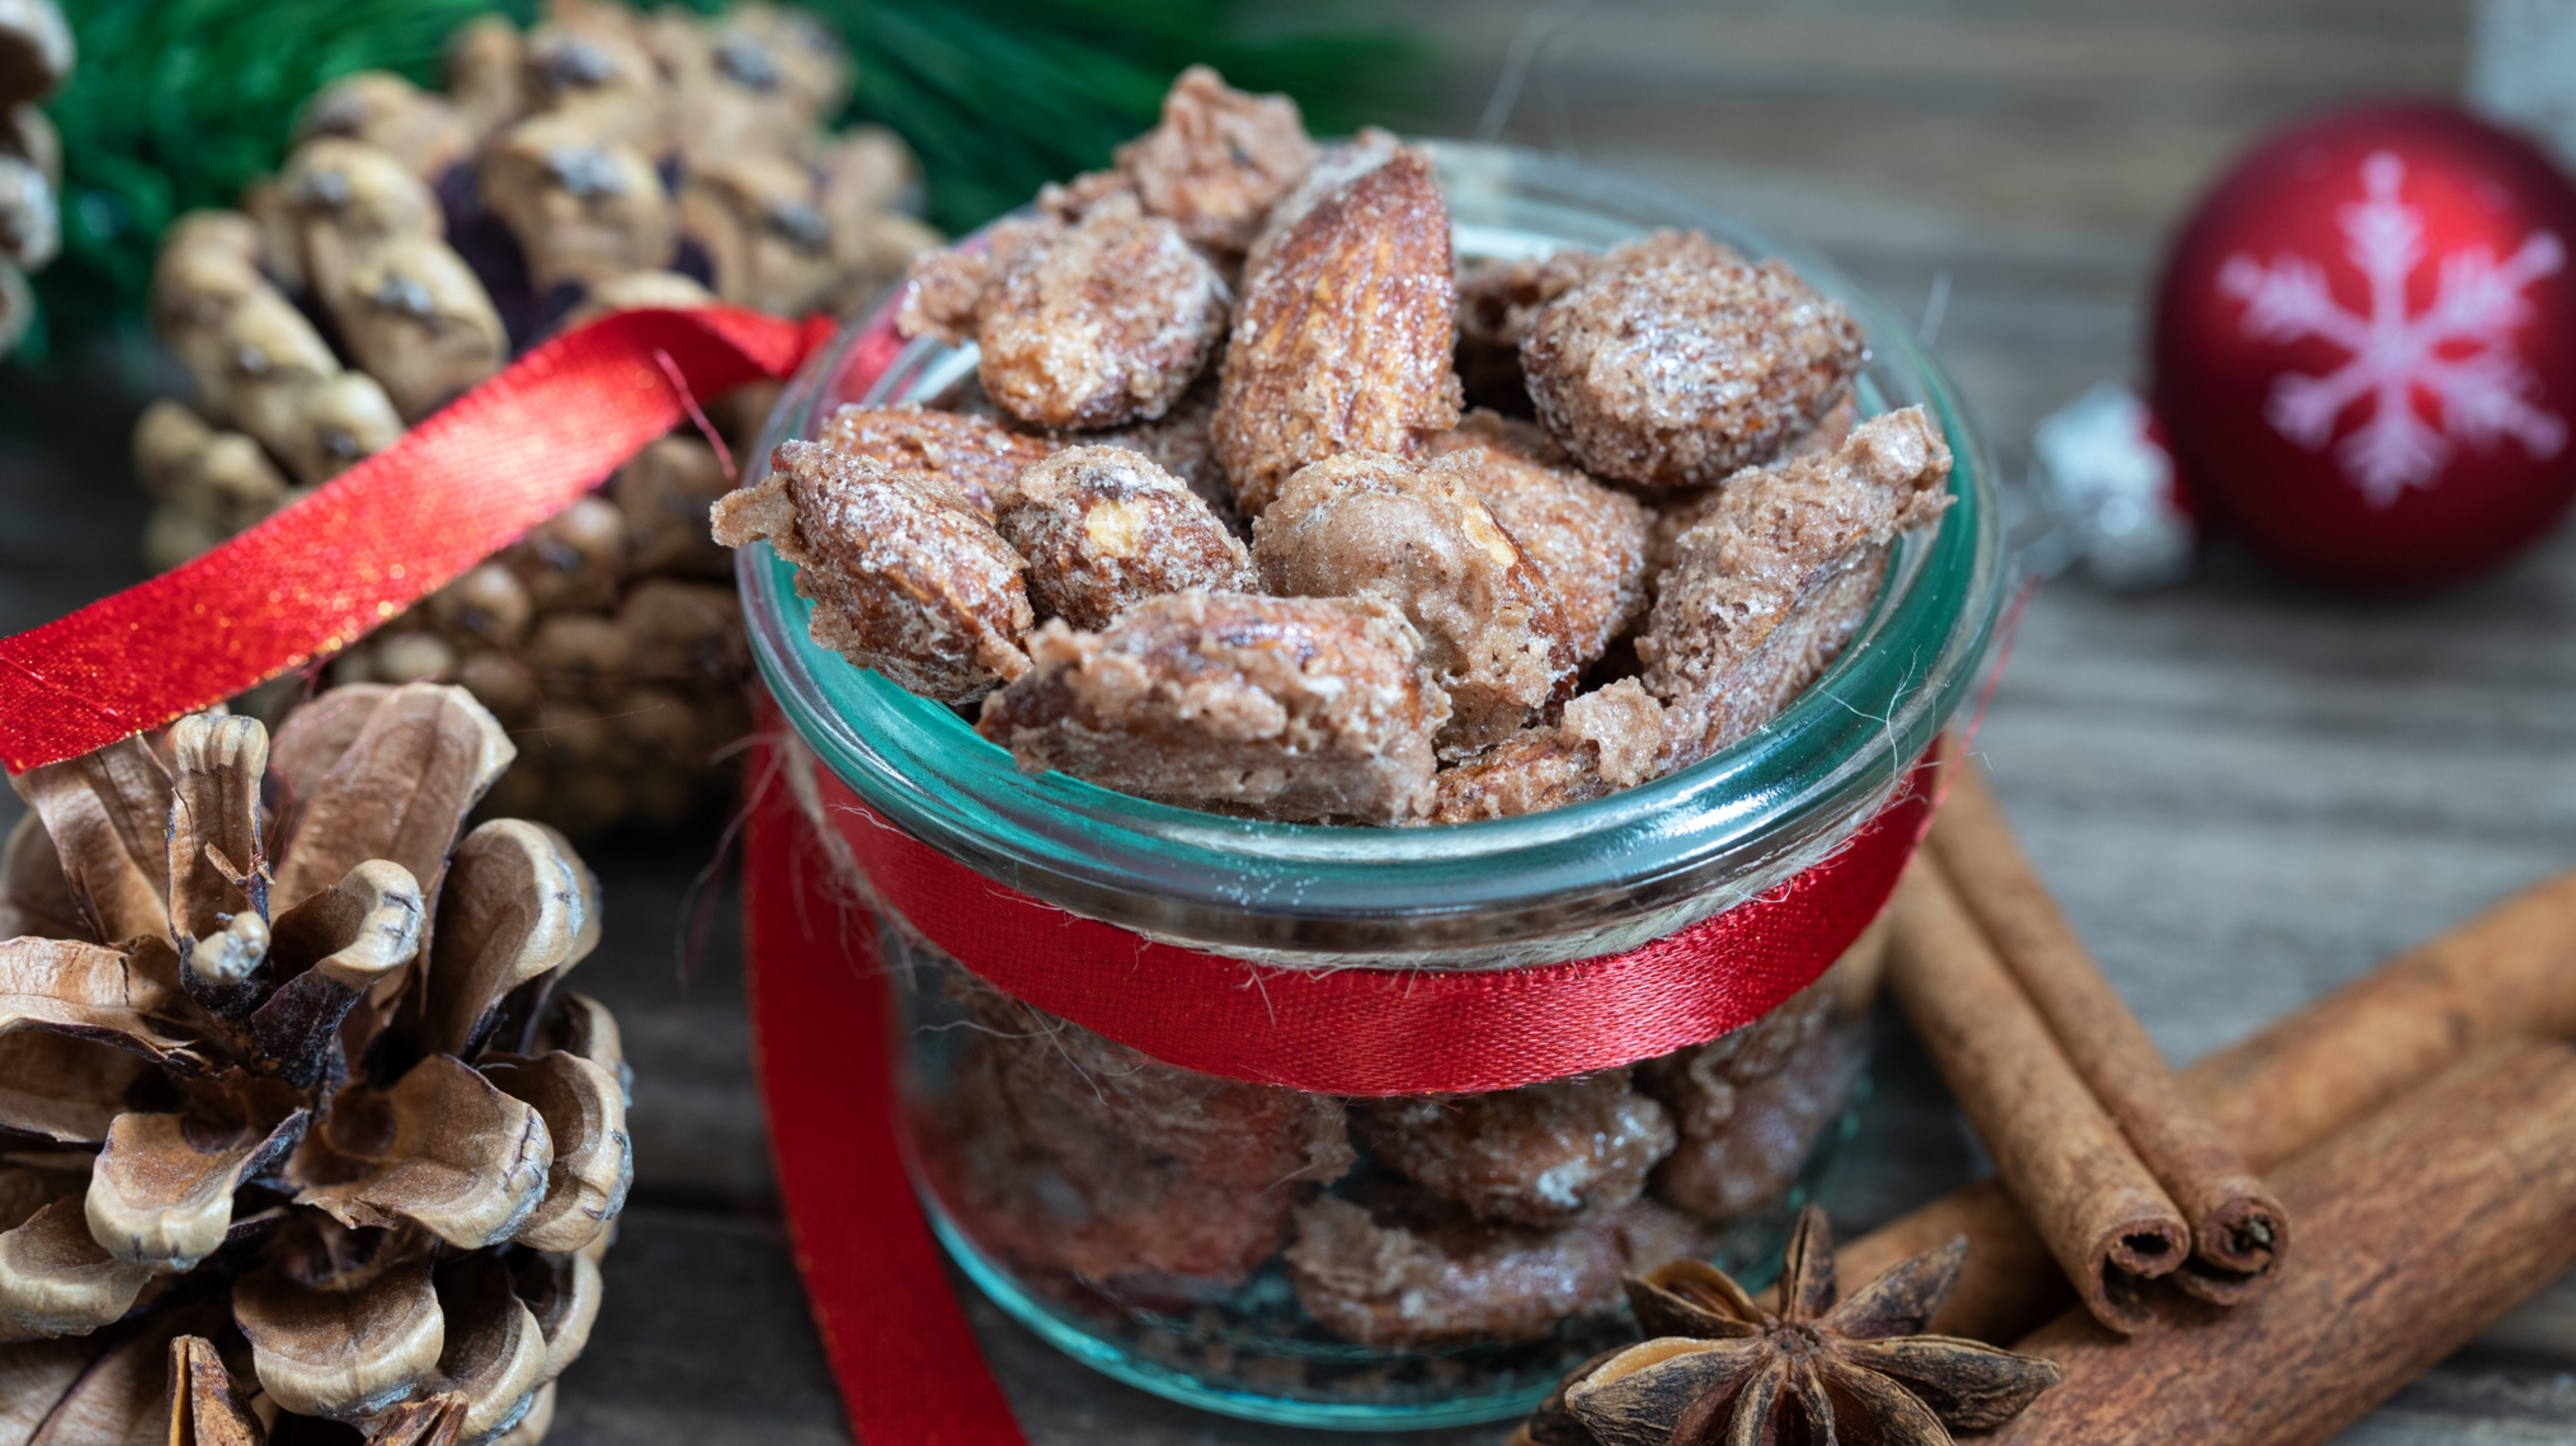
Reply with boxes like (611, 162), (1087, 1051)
(1351, 1069), (1676, 1225)
(711, 439), (1031, 703)
(1254, 451), (1570, 758)
(1036, 167), (1139, 223)
(974, 590), (1448, 825)
(996, 445), (1253, 630)
(1640, 407), (1952, 767)
(946, 965), (1353, 1190)
(924, 1035), (1305, 1287)
(1429, 411), (1652, 668)
(1523, 229), (1867, 488)
(1212, 148), (1463, 518)
(1642, 1005), (1857, 1219)
(1240, 128), (1405, 282)
(984, 200), (1231, 429)
(815, 402), (1055, 518)
(894, 228), (999, 344)
(922, 964), (1353, 1289)
(900, 199), (1229, 430)
(1428, 679), (1666, 823)
(1645, 393), (1864, 581)
(1087, 375), (1240, 536)
(1111, 65), (1317, 256)
(1284, 1190), (1713, 1351)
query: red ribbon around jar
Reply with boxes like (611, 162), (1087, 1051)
(0, 304), (1944, 1446)
(781, 736), (1935, 1097)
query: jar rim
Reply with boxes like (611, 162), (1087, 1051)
(739, 141), (2005, 958)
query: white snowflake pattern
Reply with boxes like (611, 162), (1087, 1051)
(2216, 150), (2567, 508)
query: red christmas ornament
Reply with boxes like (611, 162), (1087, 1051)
(2154, 102), (2576, 589)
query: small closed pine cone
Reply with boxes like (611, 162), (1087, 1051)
(0, 682), (630, 1442)
(0, 0), (68, 357)
(327, 443), (752, 840)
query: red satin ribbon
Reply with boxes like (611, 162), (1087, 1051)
(0, 306), (836, 774)
(796, 752), (1933, 1096)
(744, 757), (1029, 1446)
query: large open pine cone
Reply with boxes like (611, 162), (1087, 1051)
(0, 682), (629, 1442)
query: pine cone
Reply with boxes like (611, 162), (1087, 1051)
(129, 0), (939, 837)
(0, 0), (67, 357)
(0, 683), (629, 1441)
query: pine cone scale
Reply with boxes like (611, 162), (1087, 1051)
(269, 683), (514, 911)
(12, 739), (174, 945)
(293, 1054), (552, 1250)
(86, 1101), (309, 1270)
(0, 1196), (161, 1338)
(232, 1241), (443, 1419)
(0, 1029), (152, 1145)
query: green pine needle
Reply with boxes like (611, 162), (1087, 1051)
(35, 0), (508, 359)
(821, 0), (1431, 233)
(30, 0), (1427, 365)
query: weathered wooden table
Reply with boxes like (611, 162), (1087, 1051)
(3, 0), (2572, 1439)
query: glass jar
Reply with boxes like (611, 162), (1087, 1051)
(737, 142), (2005, 1428)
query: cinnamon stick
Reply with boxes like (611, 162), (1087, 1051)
(1987, 1037), (2576, 1446)
(1839, 870), (2576, 1342)
(1882, 856), (2189, 1332)
(2186, 870), (2576, 1170)
(1928, 762), (2286, 1301)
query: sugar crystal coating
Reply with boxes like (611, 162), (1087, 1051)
(1645, 393), (1862, 581)
(1523, 229), (1867, 488)
(1254, 451), (1570, 757)
(920, 964), (1353, 1288)
(1351, 1069), (1677, 1224)
(1429, 411), (1652, 668)
(1111, 65), (1317, 255)
(1212, 149), (1463, 518)
(1427, 679), (1666, 823)
(975, 589), (1449, 824)
(901, 196), (1230, 430)
(1284, 1191), (1714, 1350)
(1086, 375), (1240, 536)
(994, 445), (1254, 630)
(1239, 128), (1405, 281)
(1639, 988), (1858, 1219)
(815, 401), (1054, 517)
(1641, 407), (1952, 767)
(710, 439), (1031, 703)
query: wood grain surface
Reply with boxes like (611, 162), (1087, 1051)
(3, 0), (2572, 1440)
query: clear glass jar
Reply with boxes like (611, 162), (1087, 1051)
(737, 143), (2005, 1428)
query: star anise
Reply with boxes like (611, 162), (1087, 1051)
(1515, 1204), (2061, 1446)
